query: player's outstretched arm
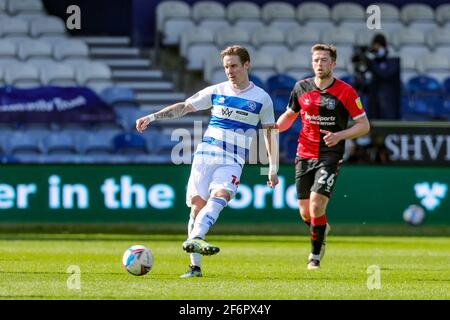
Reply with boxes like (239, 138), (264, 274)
(276, 109), (298, 133)
(136, 102), (196, 133)
(262, 124), (279, 188)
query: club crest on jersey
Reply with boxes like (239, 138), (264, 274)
(218, 96), (225, 104)
(326, 98), (336, 110)
(221, 107), (233, 117)
(247, 101), (257, 111)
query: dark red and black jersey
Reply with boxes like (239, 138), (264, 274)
(287, 77), (366, 159)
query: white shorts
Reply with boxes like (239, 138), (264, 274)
(186, 154), (243, 207)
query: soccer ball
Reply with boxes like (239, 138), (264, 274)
(403, 204), (425, 225)
(122, 245), (153, 276)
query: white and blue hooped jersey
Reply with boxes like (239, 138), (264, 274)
(185, 81), (275, 166)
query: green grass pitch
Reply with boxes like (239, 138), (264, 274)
(0, 233), (448, 300)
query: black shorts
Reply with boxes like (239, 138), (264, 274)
(295, 156), (343, 199)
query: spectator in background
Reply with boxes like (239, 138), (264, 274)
(352, 33), (401, 120)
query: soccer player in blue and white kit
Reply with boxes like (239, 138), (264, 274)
(136, 45), (279, 278)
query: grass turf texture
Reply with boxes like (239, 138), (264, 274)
(0, 233), (448, 300)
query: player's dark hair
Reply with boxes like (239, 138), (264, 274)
(220, 45), (250, 65)
(311, 44), (337, 61)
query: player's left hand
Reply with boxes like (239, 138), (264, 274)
(267, 173), (279, 188)
(320, 129), (341, 147)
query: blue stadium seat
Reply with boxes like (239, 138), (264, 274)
(406, 76), (445, 119)
(266, 74), (296, 113)
(101, 86), (138, 109)
(407, 75), (442, 95)
(44, 132), (78, 155)
(113, 132), (148, 155)
(249, 73), (265, 90)
(443, 77), (450, 95)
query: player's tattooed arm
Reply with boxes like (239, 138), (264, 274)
(136, 102), (196, 133)
(154, 102), (196, 120)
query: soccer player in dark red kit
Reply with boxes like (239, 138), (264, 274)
(276, 44), (370, 270)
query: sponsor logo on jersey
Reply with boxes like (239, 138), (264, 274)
(304, 98), (310, 105)
(221, 107), (233, 117)
(218, 97), (225, 104)
(326, 98), (336, 110)
(247, 101), (257, 111)
(355, 97), (363, 110)
(236, 110), (248, 116)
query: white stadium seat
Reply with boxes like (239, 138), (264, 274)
(286, 26), (321, 49)
(4, 63), (40, 88)
(192, 1), (229, 34)
(227, 1), (263, 32)
(52, 39), (89, 60)
(156, 1), (194, 45)
(0, 17), (29, 36)
(331, 2), (366, 25)
(416, 53), (450, 83)
(262, 2), (298, 32)
(74, 61), (113, 93)
(8, 0), (44, 15)
(30, 16), (66, 37)
(18, 39), (52, 60)
(400, 3), (436, 32)
(179, 27), (217, 71)
(435, 4), (450, 26)
(276, 51), (312, 80)
(251, 26), (288, 57)
(321, 27), (356, 46)
(38, 62), (77, 86)
(297, 2), (331, 22)
(215, 26), (252, 48)
(0, 39), (16, 58)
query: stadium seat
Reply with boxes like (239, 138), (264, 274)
(7, 132), (43, 155)
(30, 16), (66, 37)
(0, 0), (6, 12)
(251, 26), (288, 57)
(203, 50), (227, 84)
(214, 26), (252, 49)
(400, 54), (419, 83)
(4, 63), (40, 88)
(38, 62), (77, 86)
(407, 75), (442, 95)
(113, 132), (148, 155)
(74, 61), (113, 93)
(286, 26), (321, 49)
(297, 2), (331, 22)
(0, 67), (4, 86)
(0, 17), (29, 37)
(156, 0), (194, 45)
(427, 27), (450, 51)
(192, 1), (229, 35)
(0, 39), (16, 58)
(262, 2), (298, 32)
(276, 51), (311, 80)
(53, 39), (89, 61)
(435, 4), (450, 26)
(248, 52), (277, 82)
(17, 39), (52, 60)
(443, 77), (450, 95)
(44, 132), (78, 155)
(321, 26), (356, 46)
(15, 12), (46, 22)
(400, 3), (436, 32)
(416, 53), (450, 83)
(81, 132), (114, 155)
(101, 86), (138, 109)
(266, 74), (296, 113)
(227, 1), (263, 32)
(179, 26), (217, 71)
(248, 73), (265, 90)
(8, 0), (44, 14)
(406, 75), (444, 119)
(331, 2), (366, 29)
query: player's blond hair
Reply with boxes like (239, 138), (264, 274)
(311, 44), (337, 61)
(220, 45), (250, 65)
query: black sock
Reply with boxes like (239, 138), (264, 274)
(310, 224), (327, 256)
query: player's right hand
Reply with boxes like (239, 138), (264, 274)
(267, 173), (279, 189)
(136, 115), (150, 133)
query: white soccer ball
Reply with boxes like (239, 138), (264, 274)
(122, 245), (153, 276)
(403, 204), (425, 225)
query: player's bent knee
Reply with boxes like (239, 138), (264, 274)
(210, 189), (231, 202)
